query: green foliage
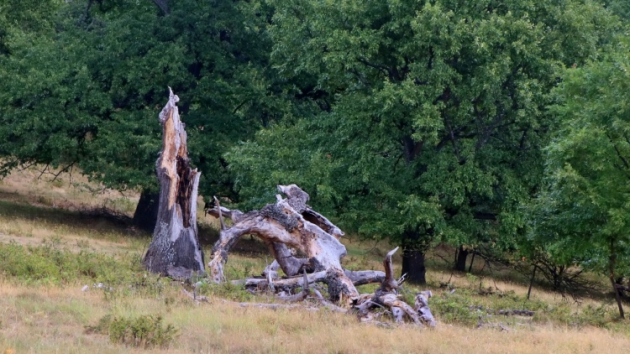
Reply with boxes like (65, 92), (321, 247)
(529, 36), (630, 316)
(0, 0), (295, 201)
(602, 0), (630, 20)
(228, 0), (621, 277)
(109, 314), (177, 349)
(536, 38), (630, 267)
(197, 281), (255, 302)
(0, 241), (142, 285)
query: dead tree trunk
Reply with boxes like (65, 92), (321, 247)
(207, 184), (360, 302)
(143, 89), (205, 279)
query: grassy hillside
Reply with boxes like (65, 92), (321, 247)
(0, 167), (629, 353)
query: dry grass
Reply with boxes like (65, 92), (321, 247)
(0, 167), (629, 353)
(0, 166), (138, 214)
(1, 282), (629, 354)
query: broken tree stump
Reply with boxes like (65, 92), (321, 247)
(143, 88), (205, 278)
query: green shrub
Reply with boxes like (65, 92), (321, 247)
(108, 315), (178, 349)
(0, 241), (140, 285)
(84, 314), (113, 335)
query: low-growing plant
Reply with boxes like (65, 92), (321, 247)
(84, 314), (113, 335)
(0, 242), (141, 285)
(108, 315), (178, 349)
(197, 280), (254, 302)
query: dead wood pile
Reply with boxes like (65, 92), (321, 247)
(206, 185), (436, 326)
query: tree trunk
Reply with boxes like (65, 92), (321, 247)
(610, 275), (625, 319)
(402, 246), (426, 285)
(143, 89), (205, 278)
(527, 265), (537, 300)
(132, 189), (159, 233)
(609, 238), (624, 319)
(468, 251), (476, 272)
(455, 245), (469, 272)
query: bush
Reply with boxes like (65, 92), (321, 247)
(108, 315), (178, 349)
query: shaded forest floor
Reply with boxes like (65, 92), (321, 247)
(0, 167), (629, 353)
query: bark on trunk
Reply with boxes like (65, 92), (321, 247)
(455, 245), (469, 272)
(133, 189), (159, 233)
(611, 275), (625, 319)
(143, 89), (205, 277)
(402, 246), (426, 285)
(527, 265), (537, 300)
(609, 238), (625, 319)
(468, 251), (476, 272)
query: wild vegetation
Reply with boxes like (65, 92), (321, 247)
(2, 0), (630, 351)
(0, 162), (629, 352)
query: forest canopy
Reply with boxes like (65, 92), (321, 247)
(1, 0), (630, 316)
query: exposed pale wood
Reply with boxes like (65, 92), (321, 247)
(207, 184), (358, 302)
(206, 205), (244, 223)
(213, 196), (226, 230)
(262, 260), (280, 281)
(415, 291), (436, 327)
(379, 246), (399, 293)
(325, 267), (359, 303)
(268, 242), (309, 276)
(344, 270), (386, 285)
(312, 289), (348, 313)
(391, 307), (404, 323)
(276, 270), (310, 302)
(301, 207), (344, 239)
(143, 89), (204, 277)
(352, 247), (436, 327)
(239, 269), (386, 290)
(241, 271), (327, 290)
(377, 293), (421, 325)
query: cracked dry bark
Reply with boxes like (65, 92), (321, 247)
(143, 89), (205, 278)
(204, 185), (436, 324)
(207, 184), (387, 302)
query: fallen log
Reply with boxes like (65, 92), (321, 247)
(236, 269), (386, 291)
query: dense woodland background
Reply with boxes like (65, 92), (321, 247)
(3, 0), (630, 316)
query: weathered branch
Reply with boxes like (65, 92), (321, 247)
(237, 269), (386, 291)
(213, 196), (226, 230)
(379, 247), (399, 293)
(276, 270), (310, 302)
(353, 247), (436, 327)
